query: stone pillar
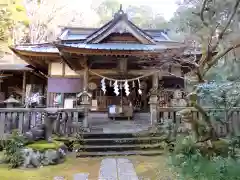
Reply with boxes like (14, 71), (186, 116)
(149, 73), (159, 125)
(149, 95), (158, 125)
(45, 108), (58, 142)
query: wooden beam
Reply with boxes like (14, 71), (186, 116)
(0, 74), (13, 77)
(88, 69), (153, 75)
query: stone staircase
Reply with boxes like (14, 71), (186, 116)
(76, 132), (164, 157)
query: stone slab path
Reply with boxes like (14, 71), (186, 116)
(98, 158), (118, 180)
(117, 158), (139, 180)
(98, 158), (139, 180)
(54, 158), (138, 180)
(73, 173), (89, 180)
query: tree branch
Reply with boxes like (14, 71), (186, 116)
(211, 0), (240, 52)
(203, 43), (240, 75)
(200, 0), (210, 27)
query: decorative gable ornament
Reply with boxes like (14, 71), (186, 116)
(116, 22), (128, 34)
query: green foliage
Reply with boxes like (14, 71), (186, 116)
(197, 81), (240, 108)
(3, 130), (26, 168)
(228, 136), (240, 158)
(169, 136), (240, 180)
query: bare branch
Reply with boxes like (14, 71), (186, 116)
(211, 0), (240, 52)
(200, 0), (210, 27)
(203, 43), (240, 75)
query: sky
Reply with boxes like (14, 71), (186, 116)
(69, 0), (179, 26)
(116, 0), (179, 20)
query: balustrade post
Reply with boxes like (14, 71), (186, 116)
(149, 95), (158, 125)
(149, 73), (159, 125)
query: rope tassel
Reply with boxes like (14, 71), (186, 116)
(138, 79), (142, 95)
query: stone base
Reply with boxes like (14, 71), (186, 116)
(21, 143), (67, 168)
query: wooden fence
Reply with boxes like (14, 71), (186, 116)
(0, 108), (85, 139)
(0, 107), (240, 139)
(158, 107), (240, 137)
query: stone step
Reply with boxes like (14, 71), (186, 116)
(78, 143), (163, 152)
(82, 132), (163, 139)
(80, 143), (163, 149)
(77, 150), (163, 157)
(80, 136), (164, 142)
(79, 137), (165, 146)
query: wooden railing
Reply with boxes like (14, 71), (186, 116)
(1, 107), (240, 139)
(0, 108), (85, 139)
(158, 107), (240, 137)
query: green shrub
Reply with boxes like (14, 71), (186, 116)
(4, 130), (26, 168)
(169, 136), (240, 180)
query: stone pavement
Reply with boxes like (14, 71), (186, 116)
(54, 158), (139, 180)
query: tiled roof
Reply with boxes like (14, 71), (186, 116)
(0, 64), (33, 71)
(61, 42), (182, 51)
(14, 44), (59, 53)
(59, 28), (172, 42)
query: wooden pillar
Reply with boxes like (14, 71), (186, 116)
(83, 57), (89, 128)
(149, 73), (159, 125)
(152, 73), (159, 89)
(83, 67), (88, 91)
(22, 71), (26, 104)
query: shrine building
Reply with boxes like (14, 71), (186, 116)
(9, 7), (189, 119)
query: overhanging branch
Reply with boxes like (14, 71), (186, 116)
(200, 0), (210, 27)
(203, 43), (240, 75)
(211, 0), (240, 52)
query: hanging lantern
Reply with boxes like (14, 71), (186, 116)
(109, 80), (112, 87)
(113, 81), (119, 96)
(101, 78), (106, 94)
(124, 80), (130, 96)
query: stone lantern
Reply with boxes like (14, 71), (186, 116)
(44, 108), (59, 142)
(77, 90), (92, 129)
(77, 90), (92, 105)
(3, 95), (21, 108)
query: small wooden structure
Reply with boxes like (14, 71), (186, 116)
(0, 64), (46, 105)
(108, 105), (133, 120)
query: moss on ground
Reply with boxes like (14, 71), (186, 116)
(53, 135), (76, 142)
(0, 153), (174, 180)
(26, 140), (64, 152)
(132, 156), (176, 180)
(0, 153), (102, 180)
